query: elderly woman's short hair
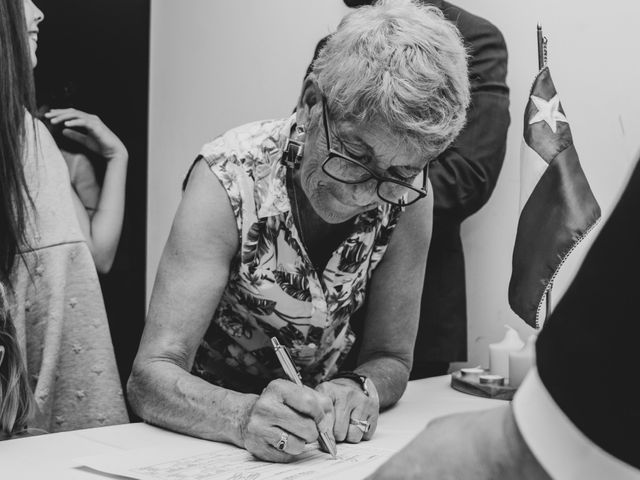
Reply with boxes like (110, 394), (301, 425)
(313, 0), (470, 160)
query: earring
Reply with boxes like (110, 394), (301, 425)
(294, 124), (305, 161)
(283, 124), (305, 169)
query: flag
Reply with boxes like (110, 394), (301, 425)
(509, 66), (601, 328)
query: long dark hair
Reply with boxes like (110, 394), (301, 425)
(0, 0), (37, 287)
(0, 282), (34, 435)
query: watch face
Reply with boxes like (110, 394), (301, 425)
(361, 377), (371, 397)
(334, 372), (371, 396)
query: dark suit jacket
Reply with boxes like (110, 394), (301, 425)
(414, 1), (510, 365)
(536, 158), (640, 469)
(307, 2), (510, 368)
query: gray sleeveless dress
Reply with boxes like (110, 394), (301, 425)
(8, 117), (128, 432)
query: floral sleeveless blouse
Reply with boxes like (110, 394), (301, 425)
(191, 116), (402, 393)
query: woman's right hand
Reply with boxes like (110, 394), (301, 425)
(44, 108), (128, 162)
(240, 379), (336, 462)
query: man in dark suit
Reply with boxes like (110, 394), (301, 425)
(411, 0), (510, 377)
(368, 158), (640, 478)
(308, 0), (510, 377)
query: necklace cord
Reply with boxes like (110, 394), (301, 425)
(287, 166), (308, 250)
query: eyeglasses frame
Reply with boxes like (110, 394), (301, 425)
(319, 96), (429, 207)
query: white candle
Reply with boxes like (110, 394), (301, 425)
(489, 325), (524, 383)
(460, 366), (485, 382)
(509, 335), (537, 388)
(479, 374), (505, 386)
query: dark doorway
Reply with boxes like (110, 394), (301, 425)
(33, 0), (150, 409)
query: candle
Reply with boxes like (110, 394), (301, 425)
(489, 325), (524, 383)
(460, 366), (485, 381)
(461, 366), (485, 375)
(479, 374), (505, 386)
(509, 335), (537, 388)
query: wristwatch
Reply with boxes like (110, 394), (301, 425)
(332, 371), (371, 397)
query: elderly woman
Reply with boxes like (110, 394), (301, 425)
(129, 0), (469, 463)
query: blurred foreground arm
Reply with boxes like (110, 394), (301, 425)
(367, 404), (550, 480)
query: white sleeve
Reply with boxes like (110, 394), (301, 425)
(512, 367), (640, 480)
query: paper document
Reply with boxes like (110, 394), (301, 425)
(77, 441), (392, 480)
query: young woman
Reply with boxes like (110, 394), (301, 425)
(0, 0), (128, 435)
(28, 0), (129, 274)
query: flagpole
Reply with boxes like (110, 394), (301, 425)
(538, 23), (554, 322)
(537, 23), (547, 70)
(537, 24), (544, 69)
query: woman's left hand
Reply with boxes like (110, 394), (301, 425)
(315, 378), (379, 443)
(44, 108), (128, 162)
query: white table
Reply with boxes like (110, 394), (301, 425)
(0, 375), (505, 479)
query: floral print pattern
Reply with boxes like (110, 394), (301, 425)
(191, 116), (401, 393)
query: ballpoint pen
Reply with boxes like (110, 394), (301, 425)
(271, 337), (338, 458)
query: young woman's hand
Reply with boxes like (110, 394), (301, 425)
(45, 108), (128, 273)
(44, 108), (128, 162)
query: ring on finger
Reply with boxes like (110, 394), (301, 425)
(349, 417), (371, 433)
(275, 431), (289, 451)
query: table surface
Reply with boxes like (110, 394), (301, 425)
(0, 375), (505, 479)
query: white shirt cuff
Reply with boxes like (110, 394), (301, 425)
(513, 367), (640, 479)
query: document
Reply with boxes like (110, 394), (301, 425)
(77, 441), (392, 480)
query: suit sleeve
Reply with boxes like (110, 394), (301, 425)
(429, 16), (510, 219)
(535, 158), (640, 470)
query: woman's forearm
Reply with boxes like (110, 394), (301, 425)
(353, 197), (432, 410)
(127, 359), (257, 446)
(89, 153), (127, 272)
(354, 355), (410, 409)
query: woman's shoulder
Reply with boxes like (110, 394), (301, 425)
(21, 114), (65, 174)
(187, 116), (295, 231)
(23, 114), (69, 166)
(21, 113), (85, 247)
(198, 116), (294, 172)
(24, 112), (54, 139)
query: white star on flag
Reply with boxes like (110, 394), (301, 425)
(528, 94), (568, 133)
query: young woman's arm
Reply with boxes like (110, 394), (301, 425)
(45, 108), (127, 273)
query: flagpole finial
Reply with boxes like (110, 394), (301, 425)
(537, 23), (546, 70)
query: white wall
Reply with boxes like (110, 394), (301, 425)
(451, 0), (640, 368)
(148, 1), (640, 367)
(147, 0), (348, 297)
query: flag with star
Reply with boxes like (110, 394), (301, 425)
(508, 66), (601, 328)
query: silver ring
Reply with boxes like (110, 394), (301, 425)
(275, 431), (288, 451)
(349, 417), (371, 433)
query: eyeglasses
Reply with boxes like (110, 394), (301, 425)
(320, 97), (428, 207)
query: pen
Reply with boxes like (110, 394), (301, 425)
(271, 337), (338, 458)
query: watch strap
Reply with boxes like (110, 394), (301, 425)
(332, 371), (370, 396)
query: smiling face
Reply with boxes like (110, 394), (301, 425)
(23, 0), (44, 68)
(294, 79), (426, 224)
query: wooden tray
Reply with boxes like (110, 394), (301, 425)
(450, 369), (517, 401)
